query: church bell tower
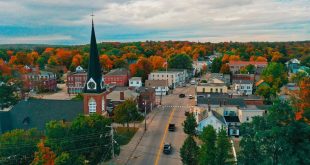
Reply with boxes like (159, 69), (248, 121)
(83, 18), (107, 115)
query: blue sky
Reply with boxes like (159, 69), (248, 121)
(0, 0), (309, 45)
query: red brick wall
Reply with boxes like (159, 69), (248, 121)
(83, 92), (108, 115)
(104, 75), (129, 86)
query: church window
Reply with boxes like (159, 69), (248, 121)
(88, 98), (96, 114)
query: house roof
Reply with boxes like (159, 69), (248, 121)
(224, 116), (240, 123)
(232, 80), (253, 84)
(105, 68), (129, 76)
(1, 99), (83, 133)
(211, 111), (226, 124)
(145, 80), (168, 87)
(229, 61), (268, 66)
(130, 77), (142, 81)
(107, 89), (139, 101)
(197, 96), (246, 108)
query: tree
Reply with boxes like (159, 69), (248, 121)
(149, 55), (165, 70)
(199, 125), (217, 165)
(255, 85), (275, 103)
(261, 62), (288, 91)
(99, 54), (113, 71)
(0, 129), (41, 165)
(168, 54), (192, 69)
(180, 136), (199, 165)
(238, 101), (310, 165)
(215, 129), (234, 165)
(31, 140), (56, 165)
(211, 57), (222, 73)
(0, 82), (19, 109)
(54, 152), (85, 165)
(182, 113), (197, 135)
(129, 58), (153, 82)
(220, 64), (231, 74)
(113, 99), (143, 130)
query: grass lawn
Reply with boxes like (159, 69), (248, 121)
(115, 127), (138, 145)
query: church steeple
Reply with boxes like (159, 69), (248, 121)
(84, 19), (105, 93)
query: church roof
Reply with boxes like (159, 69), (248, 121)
(0, 99), (83, 134)
(84, 19), (105, 93)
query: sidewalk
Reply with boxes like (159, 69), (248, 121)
(104, 107), (161, 165)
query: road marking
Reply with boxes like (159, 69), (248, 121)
(154, 108), (176, 165)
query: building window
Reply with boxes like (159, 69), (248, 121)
(241, 86), (244, 89)
(247, 86), (250, 89)
(203, 88), (205, 93)
(131, 81), (133, 84)
(88, 98), (96, 114)
(216, 88), (218, 93)
(220, 88), (223, 93)
(210, 88), (213, 93)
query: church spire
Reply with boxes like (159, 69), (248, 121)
(84, 18), (105, 93)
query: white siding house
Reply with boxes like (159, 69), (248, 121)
(129, 77), (142, 88)
(197, 111), (226, 133)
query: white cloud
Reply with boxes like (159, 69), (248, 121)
(0, 35), (73, 44)
(0, 0), (309, 43)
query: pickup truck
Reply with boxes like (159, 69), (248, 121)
(168, 124), (176, 131)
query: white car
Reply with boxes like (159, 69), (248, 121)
(190, 80), (196, 85)
(189, 95), (193, 99)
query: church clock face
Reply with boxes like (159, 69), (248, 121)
(88, 82), (96, 89)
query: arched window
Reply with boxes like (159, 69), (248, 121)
(88, 98), (96, 114)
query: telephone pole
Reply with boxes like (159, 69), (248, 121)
(106, 125), (115, 158)
(144, 100), (147, 131)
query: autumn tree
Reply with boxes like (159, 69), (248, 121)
(99, 54), (113, 71)
(261, 62), (288, 91)
(31, 140), (56, 165)
(149, 55), (165, 70)
(0, 129), (41, 165)
(129, 58), (153, 82)
(220, 64), (231, 74)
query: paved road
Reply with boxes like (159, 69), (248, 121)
(124, 85), (196, 165)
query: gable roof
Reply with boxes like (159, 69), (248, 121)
(2, 99), (83, 133)
(105, 68), (129, 76)
(211, 111), (226, 124)
(197, 96), (246, 108)
(229, 61), (268, 66)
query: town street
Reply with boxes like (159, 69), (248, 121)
(111, 85), (196, 165)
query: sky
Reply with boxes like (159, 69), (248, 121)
(0, 0), (309, 45)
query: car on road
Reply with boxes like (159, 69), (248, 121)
(168, 123), (176, 131)
(163, 143), (172, 154)
(185, 111), (190, 116)
(188, 95), (193, 99)
(179, 94), (185, 98)
(190, 80), (196, 85)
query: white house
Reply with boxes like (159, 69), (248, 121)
(129, 77), (142, 88)
(238, 107), (265, 123)
(197, 110), (226, 133)
(145, 80), (169, 96)
(148, 71), (185, 88)
(232, 80), (253, 95)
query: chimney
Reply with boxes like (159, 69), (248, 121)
(120, 91), (124, 100)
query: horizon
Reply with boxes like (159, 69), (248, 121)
(0, 0), (309, 44)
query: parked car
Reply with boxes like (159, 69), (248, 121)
(179, 94), (185, 98)
(168, 123), (176, 131)
(185, 111), (190, 116)
(163, 143), (172, 154)
(190, 80), (196, 85)
(188, 95), (193, 99)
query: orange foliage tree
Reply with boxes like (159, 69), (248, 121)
(222, 54), (230, 63)
(229, 55), (240, 61)
(149, 55), (165, 70)
(220, 64), (231, 74)
(0, 59), (11, 76)
(71, 54), (83, 68)
(129, 58), (153, 81)
(256, 56), (267, 62)
(295, 78), (310, 121)
(100, 54), (113, 71)
(31, 140), (56, 165)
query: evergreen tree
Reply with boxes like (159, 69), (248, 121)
(168, 54), (193, 69)
(215, 129), (234, 165)
(180, 136), (199, 165)
(183, 113), (197, 135)
(199, 125), (217, 165)
(211, 57), (222, 73)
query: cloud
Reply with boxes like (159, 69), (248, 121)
(0, 0), (309, 44)
(0, 35), (74, 44)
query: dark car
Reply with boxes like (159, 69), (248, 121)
(163, 143), (172, 154)
(185, 111), (190, 116)
(179, 94), (185, 98)
(168, 124), (176, 131)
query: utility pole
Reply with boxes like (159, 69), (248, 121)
(144, 100), (147, 131)
(159, 86), (162, 105)
(106, 125), (115, 158)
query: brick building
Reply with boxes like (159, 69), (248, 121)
(228, 61), (268, 74)
(104, 68), (130, 86)
(23, 71), (57, 92)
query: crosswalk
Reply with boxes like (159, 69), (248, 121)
(159, 105), (195, 108)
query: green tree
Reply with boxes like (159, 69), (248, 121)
(180, 136), (199, 165)
(55, 152), (85, 165)
(0, 82), (19, 109)
(168, 54), (193, 69)
(261, 62), (288, 91)
(215, 129), (234, 165)
(0, 129), (41, 165)
(255, 85), (275, 104)
(113, 99), (143, 130)
(241, 64), (255, 74)
(211, 57), (222, 73)
(238, 101), (310, 165)
(199, 125), (217, 165)
(182, 113), (197, 135)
